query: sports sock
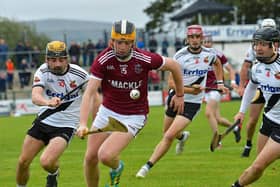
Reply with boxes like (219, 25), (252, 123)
(177, 133), (185, 141)
(112, 161), (122, 172)
(232, 180), (243, 187)
(48, 168), (59, 176)
(17, 185), (26, 187)
(246, 140), (252, 147)
(146, 161), (154, 169)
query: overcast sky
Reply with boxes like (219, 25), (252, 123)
(0, 0), (153, 27)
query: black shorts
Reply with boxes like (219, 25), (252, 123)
(260, 115), (280, 143)
(165, 89), (201, 120)
(27, 121), (75, 145)
(251, 88), (265, 104)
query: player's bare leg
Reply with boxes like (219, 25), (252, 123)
(16, 135), (44, 186)
(242, 103), (264, 157)
(100, 132), (133, 187)
(40, 137), (67, 172)
(162, 115), (190, 155)
(234, 136), (280, 186)
(84, 133), (108, 187)
(205, 99), (219, 134)
(205, 99), (225, 148)
(215, 105), (231, 127)
(150, 116), (190, 163)
(136, 116), (190, 178)
(162, 116), (174, 133)
(215, 102), (241, 143)
(40, 137), (67, 187)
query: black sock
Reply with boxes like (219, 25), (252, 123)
(246, 140), (252, 147)
(146, 161), (154, 169)
(177, 133), (184, 140)
(232, 180), (242, 187)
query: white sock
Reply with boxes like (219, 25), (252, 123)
(17, 184), (26, 187)
(144, 164), (150, 170)
(112, 162), (122, 172)
(48, 168), (59, 176)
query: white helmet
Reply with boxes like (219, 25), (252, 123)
(261, 18), (276, 29)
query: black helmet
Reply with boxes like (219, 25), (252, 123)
(253, 27), (280, 43)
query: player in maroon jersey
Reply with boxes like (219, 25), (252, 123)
(203, 33), (240, 146)
(76, 20), (184, 187)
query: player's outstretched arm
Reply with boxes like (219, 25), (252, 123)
(32, 86), (61, 107)
(160, 57), (184, 114)
(77, 78), (101, 138)
(235, 80), (258, 123)
(213, 58), (228, 94)
(238, 61), (252, 96)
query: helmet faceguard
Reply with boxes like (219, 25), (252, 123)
(46, 41), (68, 58)
(111, 20), (136, 61)
(111, 20), (136, 41)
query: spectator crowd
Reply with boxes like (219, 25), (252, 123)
(0, 35), (185, 100)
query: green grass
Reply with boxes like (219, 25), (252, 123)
(0, 101), (279, 187)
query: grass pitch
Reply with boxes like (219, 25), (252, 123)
(0, 101), (279, 187)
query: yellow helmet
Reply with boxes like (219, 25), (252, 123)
(46, 41), (68, 58)
(111, 20), (136, 41)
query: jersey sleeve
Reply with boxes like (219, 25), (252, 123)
(239, 81), (258, 113)
(208, 48), (217, 65)
(244, 46), (255, 63)
(219, 53), (228, 65)
(250, 64), (259, 84)
(90, 57), (105, 80)
(148, 52), (165, 70)
(32, 64), (46, 88)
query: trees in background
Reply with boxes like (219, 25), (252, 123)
(0, 17), (50, 51)
(144, 0), (280, 31)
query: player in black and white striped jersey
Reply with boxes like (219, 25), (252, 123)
(237, 18), (280, 157)
(136, 25), (228, 179)
(232, 27), (280, 187)
(16, 41), (92, 187)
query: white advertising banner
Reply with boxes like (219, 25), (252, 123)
(14, 99), (40, 116)
(203, 25), (258, 42)
(0, 100), (12, 116)
(148, 91), (163, 106)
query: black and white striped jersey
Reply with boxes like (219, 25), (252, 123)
(173, 46), (217, 103)
(32, 63), (89, 128)
(250, 54), (280, 124)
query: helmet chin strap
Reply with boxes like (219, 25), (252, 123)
(114, 49), (133, 62)
(256, 52), (276, 63)
(189, 45), (202, 52)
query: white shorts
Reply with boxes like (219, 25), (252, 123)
(92, 105), (147, 136)
(204, 90), (222, 103)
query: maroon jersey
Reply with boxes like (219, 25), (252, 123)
(90, 47), (164, 115)
(206, 49), (227, 91)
